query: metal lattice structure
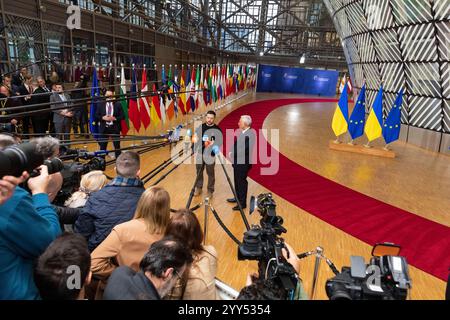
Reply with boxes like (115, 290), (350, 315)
(323, 0), (450, 136)
(65, 0), (346, 68)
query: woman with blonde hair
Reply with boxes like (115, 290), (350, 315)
(54, 170), (108, 231)
(65, 170), (108, 208)
(90, 186), (171, 280)
(165, 208), (218, 300)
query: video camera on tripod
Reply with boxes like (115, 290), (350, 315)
(238, 193), (300, 299)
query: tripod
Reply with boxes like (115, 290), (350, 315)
(186, 147), (250, 231)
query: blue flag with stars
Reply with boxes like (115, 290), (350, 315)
(89, 66), (100, 138)
(348, 85), (366, 140)
(382, 89), (403, 144)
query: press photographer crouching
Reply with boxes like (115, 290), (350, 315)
(0, 136), (63, 299)
(236, 193), (308, 300)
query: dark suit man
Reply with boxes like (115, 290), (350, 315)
(50, 84), (73, 143)
(227, 115), (256, 210)
(18, 75), (34, 134)
(31, 76), (52, 135)
(95, 90), (123, 158)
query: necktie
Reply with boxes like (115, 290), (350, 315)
(107, 102), (112, 116)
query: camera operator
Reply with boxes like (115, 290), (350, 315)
(0, 164), (61, 299)
(237, 242), (308, 300)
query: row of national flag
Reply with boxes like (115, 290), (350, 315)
(89, 63), (256, 136)
(332, 83), (404, 145)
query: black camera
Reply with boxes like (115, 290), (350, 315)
(325, 243), (412, 300)
(53, 148), (106, 206)
(238, 193), (298, 298)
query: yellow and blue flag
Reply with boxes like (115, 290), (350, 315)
(382, 89), (403, 144)
(331, 82), (349, 137)
(364, 86), (383, 142)
(348, 85), (366, 140)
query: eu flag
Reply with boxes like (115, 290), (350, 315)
(382, 89), (403, 144)
(348, 85), (366, 140)
(89, 66), (100, 137)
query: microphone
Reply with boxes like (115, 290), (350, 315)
(212, 145), (220, 156)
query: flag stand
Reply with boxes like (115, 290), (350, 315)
(383, 144), (390, 151)
(329, 140), (396, 158)
(363, 141), (372, 148)
(347, 139), (355, 146)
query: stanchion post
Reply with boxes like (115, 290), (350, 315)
(310, 246), (323, 300)
(203, 197), (209, 245)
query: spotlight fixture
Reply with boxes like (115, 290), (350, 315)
(259, 51), (264, 57)
(299, 53), (306, 64)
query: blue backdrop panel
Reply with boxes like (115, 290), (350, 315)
(256, 65), (281, 92)
(302, 69), (339, 96)
(257, 64), (338, 97)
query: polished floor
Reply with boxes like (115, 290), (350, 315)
(78, 92), (449, 299)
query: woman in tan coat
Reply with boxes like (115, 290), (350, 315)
(165, 209), (218, 300)
(90, 186), (171, 279)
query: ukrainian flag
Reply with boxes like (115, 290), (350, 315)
(364, 86), (383, 142)
(331, 82), (349, 137)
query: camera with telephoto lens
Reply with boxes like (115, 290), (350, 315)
(0, 141), (63, 178)
(325, 243), (412, 300)
(238, 193), (299, 299)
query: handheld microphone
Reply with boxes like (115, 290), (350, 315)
(212, 145), (220, 156)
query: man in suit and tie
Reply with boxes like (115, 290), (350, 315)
(50, 83), (73, 143)
(18, 74), (34, 134)
(31, 76), (52, 135)
(227, 115), (256, 210)
(96, 90), (123, 158)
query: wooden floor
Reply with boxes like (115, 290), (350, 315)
(78, 92), (448, 299)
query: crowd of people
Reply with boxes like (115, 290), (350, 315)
(0, 68), (91, 139)
(0, 134), (306, 300)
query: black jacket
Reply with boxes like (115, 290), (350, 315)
(95, 100), (124, 134)
(103, 266), (161, 300)
(74, 183), (145, 252)
(231, 128), (256, 168)
(32, 86), (52, 114)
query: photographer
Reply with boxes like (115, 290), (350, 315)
(237, 242), (307, 300)
(0, 164), (61, 299)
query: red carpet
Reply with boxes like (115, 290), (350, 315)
(219, 98), (450, 281)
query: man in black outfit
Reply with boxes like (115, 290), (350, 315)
(227, 115), (256, 210)
(95, 90), (123, 158)
(31, 76), (52, 135)
(193, 110), (223, 198)
(18, 74), (33, 135)
(103, 237), (193, 300)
